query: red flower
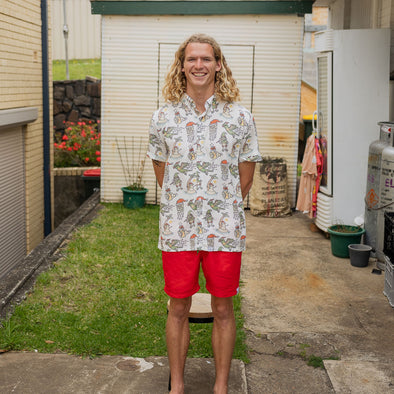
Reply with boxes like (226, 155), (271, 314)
(97, 157), (101, 162)
(67, 147), (72, 151)
(85, 157), (90, 162)
(62, 135), (69, 141)
(95, 151), (101, 156)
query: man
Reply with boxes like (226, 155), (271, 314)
(147, 34), (261, 394)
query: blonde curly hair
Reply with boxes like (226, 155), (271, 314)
(162, 34), (240, 103)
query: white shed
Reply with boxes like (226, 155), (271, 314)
(90, 0), (315, 206)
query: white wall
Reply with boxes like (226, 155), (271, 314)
(100, 15), (305, 206)
(323, 0), (394, 75)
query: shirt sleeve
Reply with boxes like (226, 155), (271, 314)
(239, 113), (262, 163)
(147, 113), (168, 162)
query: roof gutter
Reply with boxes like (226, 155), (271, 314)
(41, 0), (52, 236)
(90, 1), (314, 15)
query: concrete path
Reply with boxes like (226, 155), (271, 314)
(242, 211), (394, 393)
(0, 203), (393, 393)
(0, 353), (246, 393)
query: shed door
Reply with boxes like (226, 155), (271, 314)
(0, 126), (26, 278)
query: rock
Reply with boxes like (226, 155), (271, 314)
(67, 109), (79, 123)
(53, 86), (65, 100)
(62, 99), (73, 113)
(54, 113), (66, 130)
(92, 98), (101, 117)
(65, 85), (74, 99)
(74, 95), (91, 106)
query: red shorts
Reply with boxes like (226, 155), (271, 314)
(162, 251), (242, 298)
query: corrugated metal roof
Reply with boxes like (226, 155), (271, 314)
(100, 14), (304, 206)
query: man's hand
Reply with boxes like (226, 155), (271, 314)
(239, 161), (256, 200)
(152, 160), (166, 188)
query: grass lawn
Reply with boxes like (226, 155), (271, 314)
(0, 204), (248, 361)
(53, 58), (101, 81)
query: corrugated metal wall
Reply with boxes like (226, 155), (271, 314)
(100, 15), (304, 206)
(51, 0), (101, 60)
(0, 126), (25, 279)
(350, 0), (372, 28)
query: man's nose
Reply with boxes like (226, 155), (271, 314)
(195, 58), (203, 68)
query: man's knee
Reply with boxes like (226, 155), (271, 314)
(168, 297), (192, 320)
(211, 297), (234, 320)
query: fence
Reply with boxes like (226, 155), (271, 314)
(51, 0), (101, 60)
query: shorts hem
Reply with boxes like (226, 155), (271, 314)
(164, 285), (200, 299)
(206, 286), (238, 298)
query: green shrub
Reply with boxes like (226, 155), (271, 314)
(54, 120), (101, 167)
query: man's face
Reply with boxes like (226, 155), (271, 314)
(182, 42), (222, 94)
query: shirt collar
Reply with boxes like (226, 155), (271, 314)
(181, 94), (218, 117)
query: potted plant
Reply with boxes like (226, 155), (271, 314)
(327, 224), (366, 258)
(116, 136), (148, 209)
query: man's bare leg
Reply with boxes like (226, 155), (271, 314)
(211, 296), (236, 394)
(166, 296), (192, 394)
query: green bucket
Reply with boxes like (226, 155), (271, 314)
(327, 225), (365, 258)
(121, 187), (148, 209)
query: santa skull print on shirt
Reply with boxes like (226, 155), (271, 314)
(147, 94), (262, 252)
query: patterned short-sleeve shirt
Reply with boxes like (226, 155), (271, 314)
(147, 94), (262, 252)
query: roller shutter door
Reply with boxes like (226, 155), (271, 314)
(0, 126), (26, 278)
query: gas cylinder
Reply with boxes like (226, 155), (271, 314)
(375, 123), (394, 261)
(364, 122), (393, 256)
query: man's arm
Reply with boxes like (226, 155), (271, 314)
(152, 160), (166, 188)
(239, 161), (256, 200)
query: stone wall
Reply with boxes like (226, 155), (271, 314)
(53, 77), (101, 132)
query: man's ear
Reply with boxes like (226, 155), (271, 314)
(216, 61), (222, 72)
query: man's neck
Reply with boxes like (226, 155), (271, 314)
(186, 86), (214, 113)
